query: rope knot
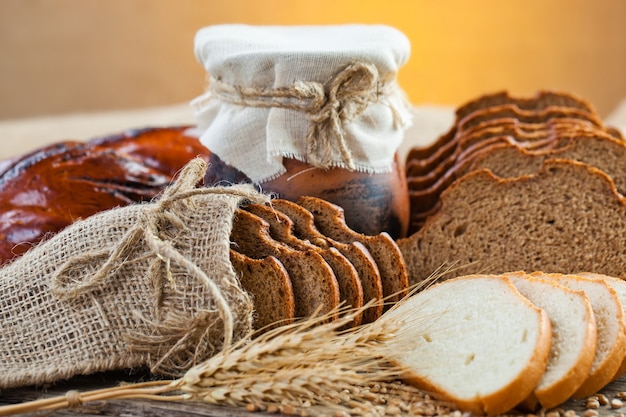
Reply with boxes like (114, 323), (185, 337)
(306, 62), (380, 169)
(208, 62), (387, 171)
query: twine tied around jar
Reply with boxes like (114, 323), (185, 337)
(205, 62), (399, 170)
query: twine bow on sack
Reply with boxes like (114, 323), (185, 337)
(205, 62), (396, 170)
(50, 158), (269, 373)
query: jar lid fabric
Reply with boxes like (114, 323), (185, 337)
(192, 24), (413, 183)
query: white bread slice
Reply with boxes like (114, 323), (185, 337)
(577, 272), (626, 379)
(505, 272), (597, 410)
(380, 275), (552, 416)
(532, 272), (626, 398)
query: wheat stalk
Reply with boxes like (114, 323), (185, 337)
(0, 271), (460, 417)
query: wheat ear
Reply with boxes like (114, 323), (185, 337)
(0, 272), (458, 417)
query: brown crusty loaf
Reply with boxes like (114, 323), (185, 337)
(408, 130), (626, 225)
(404, 91), (622, 234)
(297, 196), (409, 308)
(230, 209), (341, 321)
(407, 121), (608, 181)
(229, 250), (295, 333)
(269, 198), (384, 323)
(457, 133), (626, 195)
(407, 104), (605, 177)
(397, 159), (626, 285)
(243, 203), (364, 326)
(407, 90), (597, 161)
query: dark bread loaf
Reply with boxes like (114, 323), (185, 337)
(229, 250), (295, 333)
(398, 159), (626, 285)
(404, 91), (622, 235)
(269, 198), (384, 323)
(460, 133), (626, 195)
(408, 130), (626, 232)
(408, 130), (622, 216)
(406, 90), (596, 161)
(408, 105), (605, 178)
(407, 120), (605, 180)
(243, 203), (364, 326)
(297, 196), (409, 308)
(230, 209), (341, 320)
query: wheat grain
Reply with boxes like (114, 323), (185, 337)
(0, 279), (459, 417)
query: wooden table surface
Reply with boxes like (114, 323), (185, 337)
(2, 370), (626, 417)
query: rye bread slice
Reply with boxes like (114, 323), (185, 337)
(243, 203), (364, 326)
(407, 127), (575, 190)
(407, 130), (622, 220)
(297, 196), (409, 308)
(269, 199), (384, 323)
(455, 90), (595, 119)
(229, 250), (295, 333)
(398, 159), (626, 284)
(409, 131), (625, 231)
(407, 105), (604, 177)
(459, 133), (626, 195)
(406, 119), (604, 181)
(406, 90), (595, 161)
(231, 209), (340, 320)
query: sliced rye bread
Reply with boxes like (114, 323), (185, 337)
(381, 274), (552, 416)
(457, 132), (626, 195)
(407, 130), (626, 223)
(455, 90), (595, 119)
(397, 159), (626, 285)
(407, 104), (605, 177)
(243, 203), (364, 326)
(504, 272), (597, 409)
(577, 272), (626, 379)
(407, 124), (600, 190)
(269, 198), (384, 323)
(229, 250), (295, 333)
(230, 209), (340, 320)
(531, 272), (626, 398)
(406, 120), (607, 182)
(406, 90), (596, 161)
(297, 196), (409, 308)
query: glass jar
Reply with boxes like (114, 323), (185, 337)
(194, 24), (413, 239)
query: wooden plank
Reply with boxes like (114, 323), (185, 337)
(2, 371), (626, 416)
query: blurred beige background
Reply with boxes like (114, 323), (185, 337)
(0, 0), (625, 285)
(1, 0), (626, 119)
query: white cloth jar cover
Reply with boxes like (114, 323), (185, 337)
(191, 24), (413, 183)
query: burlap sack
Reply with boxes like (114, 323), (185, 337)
(0, 158), (267, 389)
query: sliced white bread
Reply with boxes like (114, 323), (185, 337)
(532, 272), (626, 398)
(577, 272), (626, 379)
(504, 272), (597, 410)
(380, 275), (552, 416)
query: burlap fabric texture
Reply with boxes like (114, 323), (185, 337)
(0, 157), (267, 389)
